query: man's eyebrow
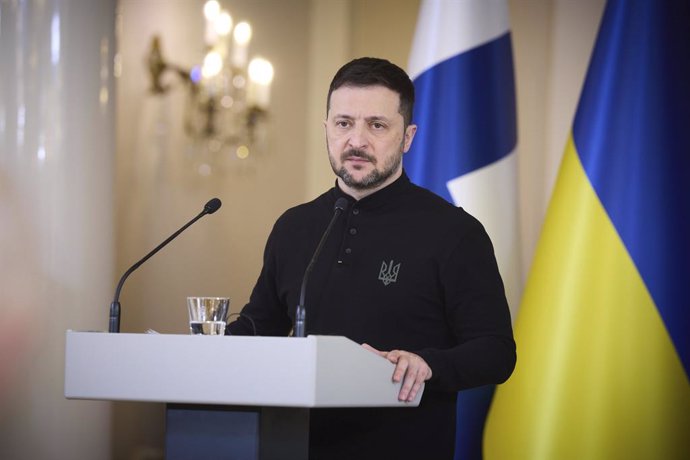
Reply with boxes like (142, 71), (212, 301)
(331, 114), (391, 122)
(364, 115), (391, 123)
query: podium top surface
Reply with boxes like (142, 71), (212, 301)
(64, 331), (422, 408)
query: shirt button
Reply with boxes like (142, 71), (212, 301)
(352, 209), (360, 215)
(349, 228), (357, 235)
(345, 248), (352, 254)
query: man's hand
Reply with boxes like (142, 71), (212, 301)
(362, 343), (432, 402)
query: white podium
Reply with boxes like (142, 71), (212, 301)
(64, 331), (422, 459)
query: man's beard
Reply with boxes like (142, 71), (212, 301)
(328, 147), (403, 191)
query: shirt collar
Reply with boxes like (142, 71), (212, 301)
(330, 171), (412, 211)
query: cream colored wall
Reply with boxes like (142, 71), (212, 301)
(351, 0), (421, 67)
(511, 0), (606, 272)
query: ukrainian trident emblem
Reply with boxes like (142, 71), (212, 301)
(378, 260), (401, 286)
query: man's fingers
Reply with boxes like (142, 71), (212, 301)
(362, 343), (387, 358)
(392, 352), (432, 402)
(398, 365), (418, 398)
(391, 353), (409, 382)
(362, 346), (432, 401)
(405, 379), (425, 402)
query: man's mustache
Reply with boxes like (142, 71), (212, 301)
(342, 149), (376, 164)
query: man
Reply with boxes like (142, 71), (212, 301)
(227, 57), (516, 459)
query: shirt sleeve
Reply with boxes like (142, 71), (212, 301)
(226, 224), (293, 337)
(415, 218), (517, 392)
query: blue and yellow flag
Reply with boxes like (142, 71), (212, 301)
(485, 1), (690, 458)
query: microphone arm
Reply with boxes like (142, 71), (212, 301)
(108, 198), (222, 333)
(294, 197), (349, 338)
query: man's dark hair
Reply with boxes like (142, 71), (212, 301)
(327, 57), (415, 127)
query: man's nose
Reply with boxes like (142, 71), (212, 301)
(347, 123), (369, 150)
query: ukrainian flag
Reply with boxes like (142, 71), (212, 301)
(485, 1), (690, 458)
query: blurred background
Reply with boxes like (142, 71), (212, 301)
(0, 0), (606, 458)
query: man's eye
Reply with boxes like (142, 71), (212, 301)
(371, 122), (385, 129)
(336, 121), (350, 128)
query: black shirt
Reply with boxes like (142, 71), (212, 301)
(228, 172), (516, 459)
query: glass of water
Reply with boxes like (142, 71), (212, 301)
(187, 296), (230, 335)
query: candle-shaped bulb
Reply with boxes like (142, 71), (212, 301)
(203, 1), (220, 21)
(247, 57), (274, 108)
(248, 57), (274, 85)
(232, 22), (252, 68)
(215, 11), (233, 37)
(233, 22), (252, 46)
(202, 51), (223, 79)
(203, 1), (221, 45)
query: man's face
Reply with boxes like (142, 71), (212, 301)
(325, 85), (416, 194)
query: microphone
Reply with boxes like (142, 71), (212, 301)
(294, 197), (349, 338)
(108, 198), (222, 333)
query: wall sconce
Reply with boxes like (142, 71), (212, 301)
(147, 0), (274, 162)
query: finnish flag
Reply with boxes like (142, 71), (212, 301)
(404, 1), (521, 458)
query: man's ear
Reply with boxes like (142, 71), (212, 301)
(403, 124), (417, 152)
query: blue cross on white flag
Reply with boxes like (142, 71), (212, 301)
(404, 1), (521, 458)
